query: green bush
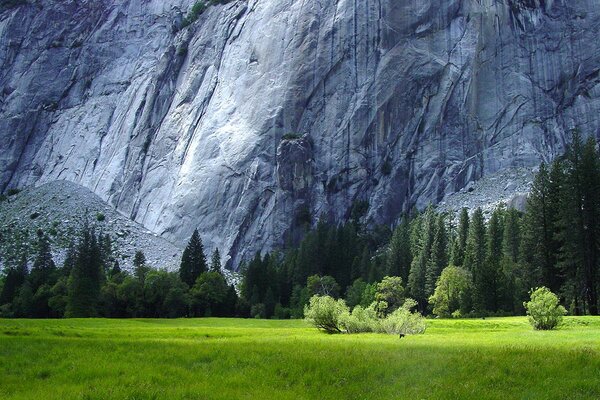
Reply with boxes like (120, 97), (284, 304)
(304, 295), (348, 333)
(339, 304), (378, 333)
(378, 299), (426, 335)
(524, 287), (567, 330)
(96, 213), (106, 222)
(306, 295), (426, 335)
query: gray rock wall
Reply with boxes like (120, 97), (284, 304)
(1, 0), (599, 268)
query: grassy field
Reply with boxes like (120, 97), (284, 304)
(1, 317), (599, 399)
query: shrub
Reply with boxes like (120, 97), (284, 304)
(304, 295), (348, 333)
(96, 213), (106, 222)
(282, 133), (302, 141)
(524, 287), (567, 330)
(377, 299), (426, 335)
(339, 304), (379, 333)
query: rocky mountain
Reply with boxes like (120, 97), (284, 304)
(1, 0), (599, 268)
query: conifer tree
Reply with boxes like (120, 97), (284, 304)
(463, 208), (486, 313)
(408, 207), (436, 311)
(484, 207), (504, 312)
(133, 250), (150, 283)
(425, 214), (448, 297)
(451, 208), (469, 267)
(387, 216), (412, 282)
(29, 233), (56, 292)
(66, 223), (104, 317)
(557, 133), (600, 314)
(179, 229), (207, 287)
(210, 248), (222, 272)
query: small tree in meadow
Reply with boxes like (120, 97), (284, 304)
(304, 295), (348, 333)
(523, 287), (567, 330)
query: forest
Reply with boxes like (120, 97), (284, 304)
(0, 132), (598, 319)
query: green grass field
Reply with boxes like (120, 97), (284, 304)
(1, 317), (599, 399)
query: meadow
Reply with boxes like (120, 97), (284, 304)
(1, 317), (599, 400)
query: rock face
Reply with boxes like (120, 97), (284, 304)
(1, 0), (600, 268)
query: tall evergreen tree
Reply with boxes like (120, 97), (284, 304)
(210, 248), (222, 272)
(29, 233), (56, 292)
(451, 208), (469, 267)
(501, 208), (521, 312)
(484, 207), (504, 312)
(66, 223), (104, 317)
(425, 214), (448, 297)
(557, 133), (600, 314)
(463, 208), (486, 313)
(408, 207), (436, 311)
(386, 216), (412, 283)
(133, 250), (150, 283)
(179, 229), (207, 287)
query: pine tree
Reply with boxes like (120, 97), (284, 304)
(133, 250), (150, 283)
(425, 214), (448, 297)
(66, 223), (104, 317)
(451, 208), (469, 267)
(484, 207), (504, 313)
(29, 233), (56, 292)
(179, 229), (207, 287)
(463, 208), (486, 313)
(387, 216), (412, 283)
(501, 208), (521, 312)
(557, 133), (600, 314)
(210, 248), (222, 272)
(408, 207), (436, 311)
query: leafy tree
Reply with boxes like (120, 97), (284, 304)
(0, 255), (28, 306)
(429, 266), (472, 317)
(12, 281), (34, 317)
(307, 275), (340, 298)
(375, 276), (405, 314)
(179, 229), (207, 287)
(191, 271), (228, 316)
(304, 295), (348, 333)
(48, 277), (68, 317)
(345, 278), (368, 308)
(524, 287), (567, 330)
(144, 270), (189, 318)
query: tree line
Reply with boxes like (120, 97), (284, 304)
(0, 224), (240, 318)
(1, 131), (598, 319)
(239, 131), (600, 318)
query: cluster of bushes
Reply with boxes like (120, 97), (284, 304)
(304, 295), (426, 335)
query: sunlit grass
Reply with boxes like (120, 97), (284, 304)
(1, 317), (599, 399)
